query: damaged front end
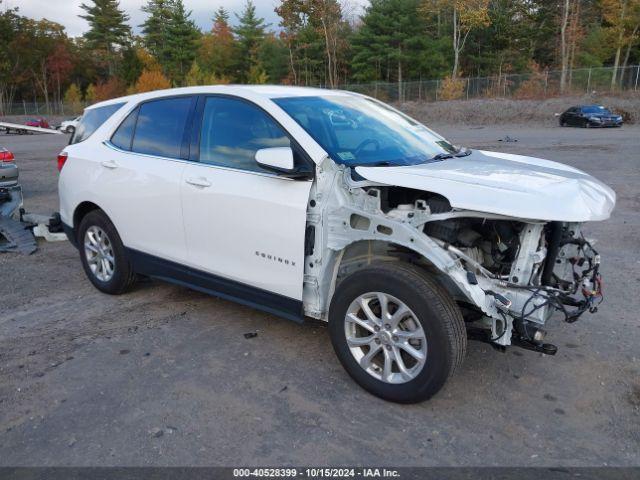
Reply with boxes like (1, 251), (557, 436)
(423, 212), (603, 354)
(303, 158), (609, 355)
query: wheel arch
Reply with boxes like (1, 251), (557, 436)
(73, 201), (104, 230)
(324, 239), (467, 317)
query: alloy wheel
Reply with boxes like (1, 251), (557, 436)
(344, 292), (427, 384)
(84, 225), (115, 282)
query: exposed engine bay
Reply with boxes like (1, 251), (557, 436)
(381, 188), (604, 349)
(303, 160), (606, 355)
(420, 214), (602, 352)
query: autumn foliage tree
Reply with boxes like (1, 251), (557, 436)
(438, 74), (465, 99)
(46, 42), (74, 109)
(133, 69), (171, 93)
(602, 0), (640, 87)
(198, 7), (237, 80)
(1, 0), (640, 111)
(64, 83), (83, 112)
(93, 77), (127, 102)
(84, 83), (97, 103)
(276, 0), (347, 87)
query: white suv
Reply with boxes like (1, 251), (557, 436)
(59, 86), (615, 403)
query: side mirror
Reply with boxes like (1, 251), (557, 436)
(255, 147), (294, 173)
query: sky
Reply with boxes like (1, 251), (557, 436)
(8, 0), (368, 37)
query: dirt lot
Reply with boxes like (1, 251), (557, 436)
(0, 123), (638, 467)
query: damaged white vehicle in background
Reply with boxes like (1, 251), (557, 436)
(58, 87), (615, 403)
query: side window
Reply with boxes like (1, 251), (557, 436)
(131, 97), (194, 158)
(199, 97), (291, 173)
(110, 107), (138, 151)
(71, 102), (125, 144)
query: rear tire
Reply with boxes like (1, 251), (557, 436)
(328, 262), (466, 403)
(77, 210), (136, 295)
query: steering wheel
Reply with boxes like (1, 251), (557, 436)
(354, 139), (380, 156)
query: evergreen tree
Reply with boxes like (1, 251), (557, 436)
(140, 0), (173, 62)
(233, 0), (268, 82)
(213, 6), (230, 26)
(185, 60), (205, 85)
(258, 34), (290, 84)
(140, 0), (199, 85)
(5, 0), (640, 104)
(165, 0), (200, 84)
(121, 43), (144, 86)
(79, 0), (131, 75)
(351, 0), (428, 92)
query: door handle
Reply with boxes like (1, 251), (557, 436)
(101, 160), (118, 169)
(185, 177), (212, 188)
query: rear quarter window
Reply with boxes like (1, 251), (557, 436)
(110, 107), (139, 151)
(71, 102), (125, 144)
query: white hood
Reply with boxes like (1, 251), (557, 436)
(355, 150), (616, 222)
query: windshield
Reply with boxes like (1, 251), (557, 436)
(583, 106), (611, 114)
(274, 95), (462, 167)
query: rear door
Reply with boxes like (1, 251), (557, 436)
(100, 96), (196, 263)
(180, 96), (313, 315)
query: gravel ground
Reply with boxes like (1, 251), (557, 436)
(0, 124), (638, 467)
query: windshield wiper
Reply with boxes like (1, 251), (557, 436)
(360, 161), (392, 167)
(431, 153), (454, 161)
(455, 148), (472, 157)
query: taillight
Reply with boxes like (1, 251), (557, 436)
(0, 150), (14, 162)
(57, 151), (68, 172)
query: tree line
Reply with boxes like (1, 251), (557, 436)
(1, 0), (639, 112)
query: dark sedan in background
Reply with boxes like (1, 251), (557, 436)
(559, 105), (623, 127)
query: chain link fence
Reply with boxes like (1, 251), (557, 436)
(2, 65), (639, 117)
(340, 65), (640, 103)
(0, 100), (90, 118)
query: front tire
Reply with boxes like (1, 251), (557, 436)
(328, 262), (466, 403)
(77, 210), (136, 295)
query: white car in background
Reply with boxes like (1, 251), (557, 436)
(57, 86), (615, 403)
(58, 116), (81, 134)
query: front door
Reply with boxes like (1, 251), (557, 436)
(180, 96), (313, 313)
(568, 108), (580, 126)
